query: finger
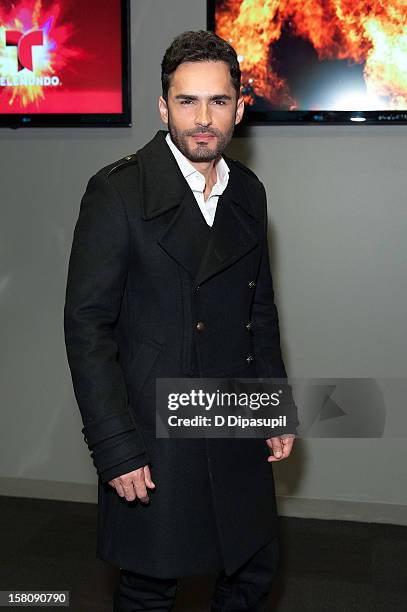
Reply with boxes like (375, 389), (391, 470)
(143, 465), (156, 489)
(279, 445), (291, 459)
(114, 481), (126, 497)
(281, 438), (295, 456)
(117, 477), (137, 502)
(271, 438), (283, 458)
(133, 478), (149, 503)
(268, 450), (291, 462)
(121, 481), (137, 502)
(265, 438), (283, 462)
(267, 454), (283, 462)
(267, 438), (294, 461)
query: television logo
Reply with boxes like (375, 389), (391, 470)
(5, 29), (44, 72)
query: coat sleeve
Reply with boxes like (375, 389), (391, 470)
(250, 182), (299, 436)
(64, 171), (149, 483)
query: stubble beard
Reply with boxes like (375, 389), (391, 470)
(167, 112), (235, 163)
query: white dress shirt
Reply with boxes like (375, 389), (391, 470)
(165, 132), (230, 227)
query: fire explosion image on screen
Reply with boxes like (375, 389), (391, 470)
(213, 0), (407, 113)
(0, 0), (123, 114)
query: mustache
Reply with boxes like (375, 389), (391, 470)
(186, 128), (220, 136)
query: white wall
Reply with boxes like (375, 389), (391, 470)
(1, 0), (406, 517)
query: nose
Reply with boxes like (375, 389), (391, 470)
(195, 102), (212, 128)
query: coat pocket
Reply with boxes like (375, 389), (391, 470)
(127, 338), (164, 402)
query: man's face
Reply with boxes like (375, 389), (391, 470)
(159, 60), (244, 163)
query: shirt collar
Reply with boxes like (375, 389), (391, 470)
(165, 131), (229, 193)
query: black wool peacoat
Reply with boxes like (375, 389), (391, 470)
(64, 129), (298, 579)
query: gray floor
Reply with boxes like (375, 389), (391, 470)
(1, 496), (406, 611)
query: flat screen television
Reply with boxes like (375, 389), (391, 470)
(0, 0), (131, 128)
(208, 0), (407, 125)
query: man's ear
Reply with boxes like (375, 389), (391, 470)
(235, 95), (245, 125)
(159, 96), (169, 124)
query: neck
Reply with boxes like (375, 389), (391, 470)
(190, 156), (219, 185)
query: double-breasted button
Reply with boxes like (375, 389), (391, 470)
(248, 280), (256, 289)
(196, 321), (205, 331)
(245, 321), (253, 331)
(246, 354), (254, 364)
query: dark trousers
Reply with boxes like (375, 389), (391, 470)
(113, 536), (279, 611)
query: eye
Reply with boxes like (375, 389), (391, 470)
(213, 100), (226, 105)
(180, 100), (193, 105)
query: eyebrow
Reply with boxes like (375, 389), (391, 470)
(174, 94), (233, 101)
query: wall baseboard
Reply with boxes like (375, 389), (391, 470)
(0, 477), (97, 504)
(0, 477), (406, 526)
(277, 495), (407, 526)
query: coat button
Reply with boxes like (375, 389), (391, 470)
(245, 321), (252, 331)
(248, 280), (256, 289)
(196, 321), (205, 331)
(194, 285), (200, 292)
(246, 354), (254, 364)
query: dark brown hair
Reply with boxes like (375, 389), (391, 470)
(161, 30), (241, 101)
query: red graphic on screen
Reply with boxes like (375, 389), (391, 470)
(0, 0), (123, 114)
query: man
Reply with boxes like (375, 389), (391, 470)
(64, 30), (298, 611)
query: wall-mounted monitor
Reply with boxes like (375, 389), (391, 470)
(208, 0), (407, 125)
(0, 0), (131, 128)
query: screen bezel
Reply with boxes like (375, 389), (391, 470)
(207, 0), (407, 126)
(0, 0), (132, 128)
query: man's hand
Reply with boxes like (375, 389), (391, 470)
(266, 434), (295, 462)
(108, 465), (155, 502)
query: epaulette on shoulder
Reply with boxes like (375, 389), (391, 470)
(230, 158), (261, 183)
(105, 153), (139, 178)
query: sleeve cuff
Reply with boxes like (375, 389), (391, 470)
(99, 453), (150, 484)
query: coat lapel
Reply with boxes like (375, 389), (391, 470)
(194, 169), (259, 288)
(157, 188), (206, 280)
(136, 130), (260, 287)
